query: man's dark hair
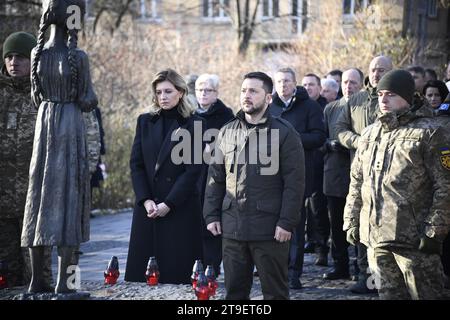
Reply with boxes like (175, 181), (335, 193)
(407, 66), (425, 77)
(423, 80), (449, 99)
(327, 69), (343, 78)
(425, 68), (438, 81)
(244, 72), (273, 94)
(304, 73), (321, 85)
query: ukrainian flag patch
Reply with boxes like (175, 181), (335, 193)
(441, 147), (450, 155)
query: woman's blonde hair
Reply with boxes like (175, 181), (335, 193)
(149, 68), (196, 118)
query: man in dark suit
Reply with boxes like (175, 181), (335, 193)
(269, 67), (326, 289)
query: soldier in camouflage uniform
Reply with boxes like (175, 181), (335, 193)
(0, 32), (52, 288)
(435, 94), (450, 288)
(343, 70), (450, 299)
(335, 55), (392, 294)
(83, 110), (101, 175)
(69, 108), (101, 266)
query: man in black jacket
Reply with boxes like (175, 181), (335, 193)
(203, 72), (305, 300)
(269, 67), (326, 289)
(322, 68), (363, 280)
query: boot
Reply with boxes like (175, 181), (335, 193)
(314, 252), (328, 266)
(288, 277), (303, 290)
(323, 264), (350, 280)
(288, 269), (303, 290)
(304, 241), (316, 254)
(28, 246), (53, 293)
(349, 276), (378, 294)
(55, 246), (76, 294)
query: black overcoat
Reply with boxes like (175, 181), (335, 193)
(195, 99), (234, 208)
(124, 111), (203, 284)
(268, 86), (326, 197)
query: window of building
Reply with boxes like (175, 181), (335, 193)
(262, 0), (280, 19)
(202, 0), (230, 21)
(139, 0), (161, 21)
(427, 0), (438, 18)
(291, 0), (308, 34)
(343, 0), (371, 16)
(343, 0), (373, 24)
(85, 0), (95, 19)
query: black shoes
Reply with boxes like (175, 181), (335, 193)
(304, 241), (316, 253)
(323, 268), (350, 280)
(314, 253), (328, 266)
(289, 278), (303, 290)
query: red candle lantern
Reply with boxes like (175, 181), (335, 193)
(191, 259), (203, 289)
(0, 260), (8, 289)
(195, 270), (210, 300)
(104, 256), (120, 285)
(145, 256), (160, 286)
(205, 265), (218, 296)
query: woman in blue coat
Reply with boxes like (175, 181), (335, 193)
(125, 69), (203, 284)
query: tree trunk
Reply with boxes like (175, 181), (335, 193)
(236, 0), (260, 56)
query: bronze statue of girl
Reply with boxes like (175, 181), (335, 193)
(21, 0), (97, 294)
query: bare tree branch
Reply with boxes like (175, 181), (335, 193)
(114, 0), (134, 32)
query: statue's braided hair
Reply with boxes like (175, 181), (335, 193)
(67, 0), (85, 101)
(32, 0), (86, 102)
(67, 28), (78, 100)
(31, 1), (55, 100)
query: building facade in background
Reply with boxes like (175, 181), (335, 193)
(1, 1), (449, 68)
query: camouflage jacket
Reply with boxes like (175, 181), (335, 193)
(83, 109), (101, 173)
(335, 79), (379, 160)
(0, 69), (36, 219)
(343, 104), (450, 249)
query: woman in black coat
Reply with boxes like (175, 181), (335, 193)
(125, 69), (203, 284)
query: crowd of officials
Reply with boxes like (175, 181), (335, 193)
(123, 58), (450, 300)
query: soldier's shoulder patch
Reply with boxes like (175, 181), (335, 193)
(438, 103), (449, 111)
(440, 147), (450, 171)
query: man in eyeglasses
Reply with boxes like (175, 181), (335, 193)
(269, 67), (326, 290)
(194, 74), (234, 277)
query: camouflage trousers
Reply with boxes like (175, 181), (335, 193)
(367, 246), (444, 300)
(0, 218), (53, 287)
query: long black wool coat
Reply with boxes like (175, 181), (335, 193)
(125, 110), (204, 284)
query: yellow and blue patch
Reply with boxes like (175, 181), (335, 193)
(441, 147), (450, 170)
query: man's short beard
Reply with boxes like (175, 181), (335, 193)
(243, 101), (265, 115)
